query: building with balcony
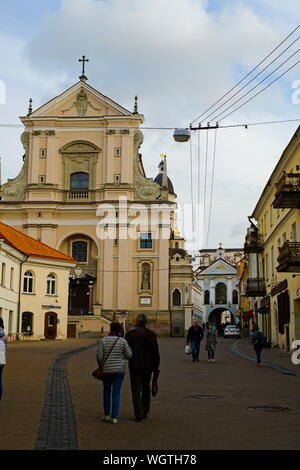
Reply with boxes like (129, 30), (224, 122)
(243, 126), (300, 350)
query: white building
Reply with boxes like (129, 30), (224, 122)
(195, 245), (242, 325)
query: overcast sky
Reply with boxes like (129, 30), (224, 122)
(0, 0), (299, 253)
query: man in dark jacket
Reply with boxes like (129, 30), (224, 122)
(125, 314), (160, 422)
(186, 319), (204, 362)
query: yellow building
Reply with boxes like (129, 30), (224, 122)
(243, 126), (300, 350)
(0, 222), (76, 340)
(0, 71), (194, 337)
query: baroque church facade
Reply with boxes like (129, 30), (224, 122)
(0, 73), (195, 337)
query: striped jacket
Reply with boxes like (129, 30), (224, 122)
(96, 335), (132, 374)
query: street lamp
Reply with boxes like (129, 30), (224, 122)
(173, 128), (191, 142)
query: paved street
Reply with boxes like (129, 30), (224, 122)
(1, 336), (300, 450)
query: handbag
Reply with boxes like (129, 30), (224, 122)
(185, 344), (191, 355)
(92, 337), (119, 381)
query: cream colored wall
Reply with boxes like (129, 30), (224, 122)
(20, 260), (72, 340)
(253, 136), (300, 349)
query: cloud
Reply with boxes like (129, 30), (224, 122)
(1, 0), (300, 250)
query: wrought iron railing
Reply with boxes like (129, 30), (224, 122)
(278, 241), (300, 263)
(275, 172), (300, 196)
(245, 278), (266, 296)
(244, 232), (264, 253)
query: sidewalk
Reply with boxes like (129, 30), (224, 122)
(0, 338), (95, 450)
(233, 337), (300, 376)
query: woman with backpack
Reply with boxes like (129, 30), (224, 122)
(251, 325), (267, 367)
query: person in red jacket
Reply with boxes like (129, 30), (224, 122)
(125, 314), (160, 422)
(186, 319), (204, 362)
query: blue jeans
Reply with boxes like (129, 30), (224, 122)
(254, 346), (263, 364)
(0, 365), (4, 401)
(102, 373), (125, 419)
(190, 341), (200, 361)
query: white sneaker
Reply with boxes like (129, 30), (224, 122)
(111, 418), (118, 424)
(102, 416), (110, 422)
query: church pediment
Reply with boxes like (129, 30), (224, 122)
(24, 81), (134, 119)
(200, 258), (237, 276)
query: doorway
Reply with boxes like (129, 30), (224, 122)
(44, 312), (58, 339)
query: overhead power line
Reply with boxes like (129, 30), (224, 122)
(217, 58), (300, 123)
(190, 24), (300, 124)
(202, 37), (300, 122)
(209, 51), (300, 123)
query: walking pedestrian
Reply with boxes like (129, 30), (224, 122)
(96, 322), (132, 424)
(186, 320), (204, 362)
(251, 325), (267, 367)
(205, 323), (217, 363)
(125, 314), (160, 422)
(0, 318), (8, 402)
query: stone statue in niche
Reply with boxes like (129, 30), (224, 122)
(142, 265), (150, 290)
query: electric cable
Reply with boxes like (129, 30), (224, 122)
(202, 37), (300, 122)
(205, 128), (218, 248)
(190, 24), (300, 124)
(209, 51), (300, 122)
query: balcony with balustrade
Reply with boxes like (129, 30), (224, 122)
(245, 278), (266, 297)
(277, 241), (300, 273)
(244, 231), (264, 253)
(272, 172), (300, 209)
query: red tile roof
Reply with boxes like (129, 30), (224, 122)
(0, 222), (75, 263)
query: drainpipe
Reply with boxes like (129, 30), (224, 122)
(17, 255), (28, 340)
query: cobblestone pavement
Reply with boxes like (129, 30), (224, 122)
(68, 337), (300, 450)
(1, 336), (300, 450)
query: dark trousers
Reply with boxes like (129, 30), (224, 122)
(208, 349), (215, 359)
(254, 346), (263, 363)
(129, 370), (152, 419)
(190, 341), (200, 361)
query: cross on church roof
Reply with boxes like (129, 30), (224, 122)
(79, 55), (89, 81)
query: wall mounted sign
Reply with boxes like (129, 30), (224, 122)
(42, 305), (62, 310)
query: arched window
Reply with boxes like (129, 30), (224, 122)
(175, 242), (179, 248)
(173, 289), (181, 306)
(232, 289), (238, 304)
(23, 271), (34, 293)
(47, 274), (56, 295)
(141, 263), (151, 290)
(21, 312), (33, 333)
(204, 290), (210, 304)
(72, 241), (88, 262)
(70, 172), (89, 190)
(215, 282), (227, 304)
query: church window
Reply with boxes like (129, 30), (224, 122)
(204, 290), (210, 304)
(40, 148), (47, 158)
(72, 241), (88, 263)
(114, 174), (121, 184)
(232, 289), (238, 304)
(140, 233), (152, 249)
(39, 175), (46, 184)
(175, 242), (179, 248)
(215, 282), (227, 304)
(173, 289), (181, 306)
(70, 172), (89, 190)
(114, 147), (121, 157)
